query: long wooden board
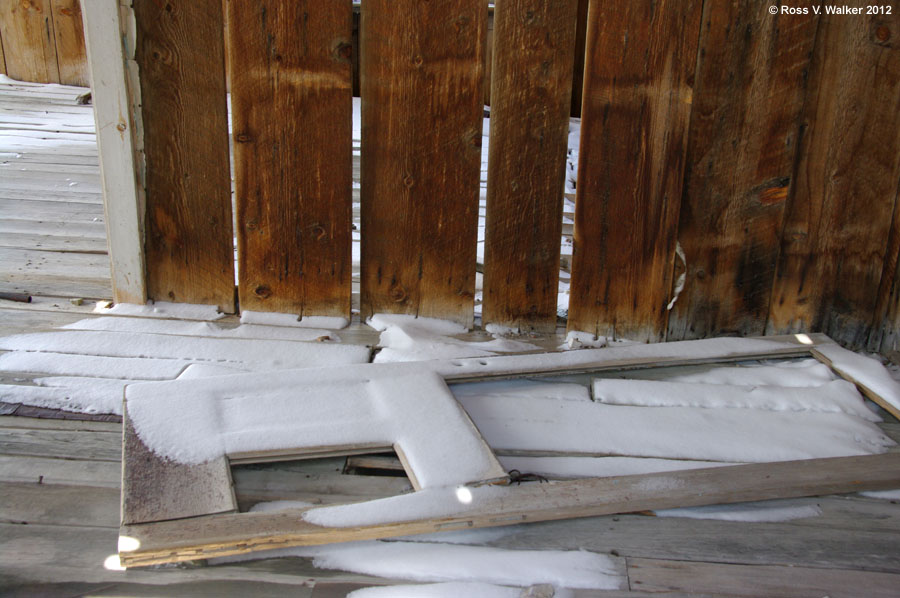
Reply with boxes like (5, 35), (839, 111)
(0, 0), (59, 84)
(120, 452), (900, 566)
(482, 0), (579, 333)
(566, 0), (702, 342)
(360, 0), (485, 328)
(133, 0), (235, 311)
(228, 1), (352, 318)
(768, 3), (900, 348)
(667, 1), (818, 340)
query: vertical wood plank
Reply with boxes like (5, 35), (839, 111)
(81, 0), (147, 305)
(0, 0), (60, 84)
(360, 0), (485, 327)
(768, 3), (900, 348)
(227, 1), (352, 318)
(134, 0), (235, 312)
(483, 9), (493, 106)
(667, 1), (818, 340)
(567, 0), (702, 342)
(872, 187), (900, 355)
(482, 0), (579, 333)
(50, 0), (88, 87)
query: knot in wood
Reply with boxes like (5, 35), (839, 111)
(235, 133), (253, 144)
(389, 284), (408, 303)
(311, 224), (327, 241)
(402, 173), (415, 188)
(333, 41), (353, 62)
(254, 285), (272, 299)
(411, 54), (424, 68)
(876, 26), (891, 42)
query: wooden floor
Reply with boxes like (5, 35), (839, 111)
(2, 81), (900, 598)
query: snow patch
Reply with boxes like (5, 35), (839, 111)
(240, 310), (349, 329)
(95, 301), (224, 320)
(655, 500), (822, 522)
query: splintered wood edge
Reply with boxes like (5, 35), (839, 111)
(118, 452), (900, 567)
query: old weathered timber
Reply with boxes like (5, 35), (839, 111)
(360, 0), (485, 327)
(567, 0), (702, 342)
(228, 1), (353, 318)
(482, 0), (579, 333)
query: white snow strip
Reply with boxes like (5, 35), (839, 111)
(0, 383), (123, 414)
(498, 456), (736, 479)
(0, 330), (370, 369)
(666, 241), (686, 311)
(813, 344), (900, 414)
(458, 395), (894, 462)
(0, 351), (193, 380)
(660, 359), (835, 386)
(348, 582), (525, 598)
(450, 379), (590, 402)
(590, 379), (879, 421)
(370, 313), (540, 363)
(859, 489), (900, 500)
(240, 310), (349, 329)
(654, 500), (822, 522)
(216, 541), (623, 590)
(63, 316), (338, 342)
(95, 301), (224, 320)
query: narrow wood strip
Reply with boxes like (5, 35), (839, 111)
(134, 0), (235, 311)
(50, 0), (88, 87)
(360, 0), (485, 327)
(228, 1), (352, 318)
(482, 0), (579, 333)
(0, 0), (60, 84)
(120, 452), (900, 566)
(566, 0), (702, 342)
(768, 3), (900, 348)
(872, 183), (900, 354)
(667, 1), (817, 340)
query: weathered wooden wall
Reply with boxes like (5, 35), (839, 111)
(86, 0), (899, 353)
(0, 0), (87, 86)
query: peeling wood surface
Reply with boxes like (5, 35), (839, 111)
(567, 0), (702, 342)
(228, 1), (352, 318)
(668, 1), (817, 340)
(360, 0), (485, 327)
(482, 0), (578, 333)
(134, 0), (235, 312)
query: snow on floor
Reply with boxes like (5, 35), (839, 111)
(64, 316), (340, 342)
(347, 582), (528, 598)
(369, 313), (540, 362)
(654, 500), (823, 522)
(94, 301), (225, 320)
(590, 379), (879, 421)
(215, 540), (623, 591)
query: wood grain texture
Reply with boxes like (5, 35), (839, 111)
(667, 1), (818, 340)
(360, 0), (485, 328)
(628, 558), (900, 598)
(49, 0), (86, 86)
(567, 0), (702, 342)
(122, 414), (237, 526)
(134, 0), (235, 312)
(482, 0), (579, 333)
(0, 0), (59, 84)
(0, 26), (7, 75)
(872, 185), (900, 354)
(768, 4), (900, 348)
(120, 452), (900, 566)
(228, 1), (352, 318)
